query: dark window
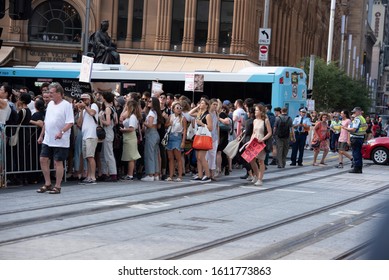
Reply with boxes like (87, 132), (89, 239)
(171, 0), (185, 45)
(28, 1), (82, 43)
(195, 0), (209, 46)
(117, 0), (129, 40)
(132, 0), (144, 41)
(219, 0), (233, 47)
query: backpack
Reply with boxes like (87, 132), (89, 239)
(276, 116), (291, 138)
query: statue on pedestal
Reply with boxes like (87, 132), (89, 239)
(89, 20), (120, 64)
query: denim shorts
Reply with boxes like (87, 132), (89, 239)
(166, 133), (183, 151)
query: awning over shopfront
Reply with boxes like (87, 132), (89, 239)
(120, 54), (259, 72)
(0, 47), (15, 67)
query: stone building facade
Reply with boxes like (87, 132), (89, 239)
(0, 0), (369, 71)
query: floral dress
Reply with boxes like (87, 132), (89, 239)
(313, 121), (329, 151)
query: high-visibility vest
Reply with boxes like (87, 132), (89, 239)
(351, 115), (367, 136)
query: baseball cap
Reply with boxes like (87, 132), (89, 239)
(351, 107), (362, 113)
(223, 100), (231, 106)
(80, 93), (91, 99)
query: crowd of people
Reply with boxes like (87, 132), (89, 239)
(1, 81), (388, 193)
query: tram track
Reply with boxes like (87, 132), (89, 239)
(155, 184), (389, 259)
(0, 164), (387, 261)
(0, 159), (346, 229)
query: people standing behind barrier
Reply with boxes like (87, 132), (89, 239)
(246, 104), (272, 186)
(372, 120), (380, 138)
(365, 116), (373, 140)
(273, 107), (293, 169)
(159, 93), (171, 180)
(269, 107), (281, 166)
(99, 92), (118, 182)
(329, 112), (341, 152)
(336, 110), (353, 169)
(0, 86), (11, 186)
(206, 99), (220, 180)
(142, 97), (162, 182)
(77, 93), (99, 184)
(165, 101), (187, 182)
(342, 107), (367, 173)
(312, 113), (330, 166)
(239, 107), (255, 180)
(217, 105), (232, 176)
(290, 108), (311, 166)
(306, 110), (318, 149)
(37, 83), (74, 194)
(233, 99), (247, 137)
(190, 98), (213, 183)
(120, 100), (142, 181)
(29, 99), (46, 183)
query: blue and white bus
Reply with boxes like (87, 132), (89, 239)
(0, 62), (307, 116)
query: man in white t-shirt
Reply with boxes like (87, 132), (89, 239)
(37, 83), (74, 194)
(233, 99), (247, 137)
(77, 93), (99, 184)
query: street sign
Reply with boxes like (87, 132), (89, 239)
(259, 45), (268, 61)
(259, 28), (271, 45)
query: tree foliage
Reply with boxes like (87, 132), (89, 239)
(300, 57), (371, 113)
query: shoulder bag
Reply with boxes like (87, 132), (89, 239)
(9, 109), (26, 147)
(93, 116), (106, 140)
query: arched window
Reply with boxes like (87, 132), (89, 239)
(28, 1), (82, 44)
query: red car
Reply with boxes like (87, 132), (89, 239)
(362, 137), (389, 165)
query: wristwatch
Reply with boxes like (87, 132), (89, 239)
(61, 130), (65, 134)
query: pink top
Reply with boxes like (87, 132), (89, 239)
(339, 119), (351, 142)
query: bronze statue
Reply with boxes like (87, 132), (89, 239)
(89, 20), (120, 64)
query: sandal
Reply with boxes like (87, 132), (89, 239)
(165, 177), (173, 182)
(313, 163), (319, 166)
(174, 178), (182, 182)
(48, 187), (61, 194)
(36, 185), (52, 193)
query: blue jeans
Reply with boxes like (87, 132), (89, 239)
(144, 128), (160, 175)
(350, 137), (364, 168)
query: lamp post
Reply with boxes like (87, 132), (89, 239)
(83, 0), (91, 55)
(327, 0), (336, 64)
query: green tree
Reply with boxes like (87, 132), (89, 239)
(301, 57), (371, 113)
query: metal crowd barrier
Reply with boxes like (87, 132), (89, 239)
(1, 125), (66, 188)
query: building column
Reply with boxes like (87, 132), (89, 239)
(112, 0), (119, 41)
(182, 0), (196, 52)
(154, 0), (172, 50)
(206, 0), (221, 53)
(140, 0), (148, 49)
(125, 0), (134, 48)
(230, 0), (244, 54)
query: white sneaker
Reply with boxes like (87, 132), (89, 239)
(154, 176), (160, 181)
(254, 180), (263, 186)
(141, 176), (154, 182)
(251, 176), (258, 183)
(246, 176), (253, 181)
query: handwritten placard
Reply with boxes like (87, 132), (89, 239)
(241, 138), (266, 163)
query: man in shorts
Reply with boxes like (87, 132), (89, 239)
(37, 83), (74, 194)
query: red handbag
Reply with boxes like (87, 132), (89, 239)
(192, 127), (213, 150)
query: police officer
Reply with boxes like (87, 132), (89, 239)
(290, 107), (311, 166)
(342, 107), (367, 173)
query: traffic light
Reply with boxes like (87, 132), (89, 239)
(1, 0), (5, 19)
(9, 0), (32, 20)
